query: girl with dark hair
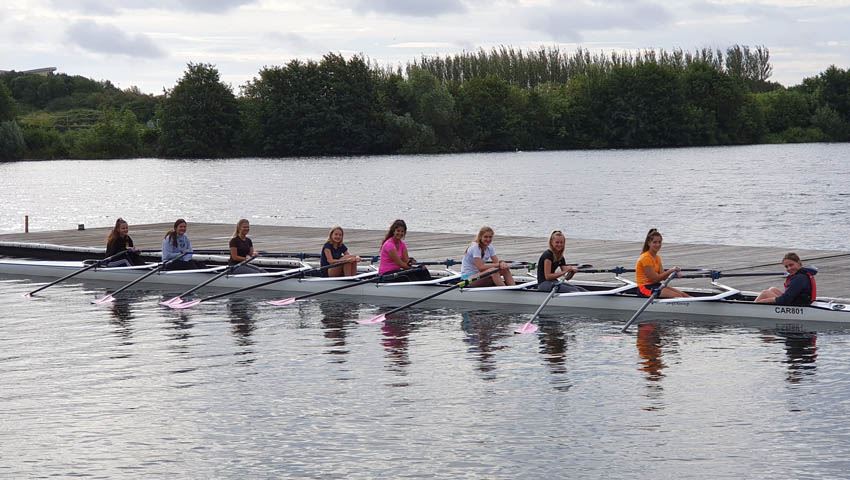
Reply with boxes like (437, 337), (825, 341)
(105, 218), (144, 267)
(755, 252), (817, 306)
(161, 219), (205, 270)
(377, 219), (431, 282)
(634, 228), (689, 298)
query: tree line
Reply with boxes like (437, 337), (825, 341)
(1, 45), (849, 161)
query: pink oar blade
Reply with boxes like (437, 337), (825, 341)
(168, 299), (202, 310)
(514, 322), (539, 334)
(266, 297), (297, 307)
(92, 294), (115, 305)
(357, 314), (386, 325)
(23, 293), (33, 298)
(159, 296), (182, 307)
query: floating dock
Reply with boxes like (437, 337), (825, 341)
(1, 223), (848, 297)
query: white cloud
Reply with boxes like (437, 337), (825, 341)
(1, 0), (848, 92)
(66, 20), (166, 58)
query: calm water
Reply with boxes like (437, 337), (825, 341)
(3, 145), (850, 478)
(1, 143), (849, 249)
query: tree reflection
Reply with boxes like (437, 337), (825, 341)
(460, 312), (511, 381)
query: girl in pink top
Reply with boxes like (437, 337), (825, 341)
(378, 219), (431, 282)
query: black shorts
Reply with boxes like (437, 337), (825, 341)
(638, 283), (661, 297)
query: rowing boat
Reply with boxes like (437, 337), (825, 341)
(4, 258), (849, 326)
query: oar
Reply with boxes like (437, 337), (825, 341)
(159, 256), (257, 306)
(358, 267), (500, 325)
(620, 273), (677, 333)
(266, 266), (426, 306)
(191, 250), (322, 259)
(92, 253), (189, 305)
(24, 250), (129, 298)
(167, 262), (337, 309)
(514, 278), (568, 335)
(681, 270), (787, 280)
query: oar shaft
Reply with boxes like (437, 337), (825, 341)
(621, 274), (676, 333)
(381, 268), (499, 317)
(528, 283), (562, 323)
(176, 256), (256, 298)
(108, 253), (189, 297)
(27, 251), (128, 296)
(199, 262), (339, 302)
(293, 267), (422, 301)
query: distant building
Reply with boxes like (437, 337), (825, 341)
(0, 67), (57, 76)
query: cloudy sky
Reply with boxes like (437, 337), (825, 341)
(2, 0), (849, 94)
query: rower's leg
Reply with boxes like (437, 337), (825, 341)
(501, 267), (515, 286)
(343, 261), (357, 277)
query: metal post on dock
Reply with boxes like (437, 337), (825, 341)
(25, 215), (28, 233)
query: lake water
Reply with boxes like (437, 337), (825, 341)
(2, 145), (850, 478)
(1, 143), (849, 250)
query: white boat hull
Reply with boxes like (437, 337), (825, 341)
(3, 259), (849, 326)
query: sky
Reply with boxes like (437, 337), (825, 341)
(2, 0), (850, 94)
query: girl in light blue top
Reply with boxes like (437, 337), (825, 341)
(162, 219), (204, 270)
(460, 226), (515, 288)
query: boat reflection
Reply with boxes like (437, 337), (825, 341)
(536, 321), (572, 392)
(460, 312), (511, 381)
(776, 325), (817, 385)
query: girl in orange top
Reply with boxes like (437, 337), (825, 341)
(635, 229), (689, 298)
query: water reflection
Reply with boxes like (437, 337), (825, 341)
(536, 321), (572, 392)
(108, 300), (134, 345)
(226, 299), (258, 367)
(318, 302), (354, 361)
(776, 325), (818, 385)
(381, 319), (417, 385)
(636, 323), (668, 411)
(460, 312), (511, 381)
(165, 311), (195, 355)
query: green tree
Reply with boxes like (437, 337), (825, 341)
(756, 89), (813, 134)
(244, 54), (380, 156)
(0, 120), (25, 160)
(455, 76), (525, 151)
(69, 109), (142, 158)
(159, 63), (241, 157)
(0, 81), (14, 121)
(397, 68), (457, 149)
